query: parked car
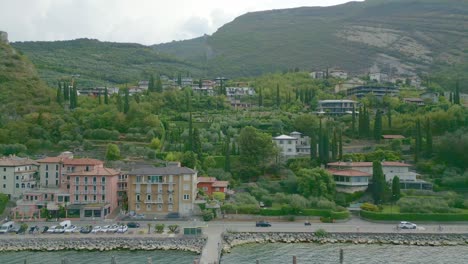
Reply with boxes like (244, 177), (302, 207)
(54, 226), (65, 233)
(107, 224), (119, 233)
(304, 221), (311, 226)
(91, 226), (102, 233)
(256, 221), (271, 227)
(64, 225), (79, 233)
(100, 225), (111, 233)
(132, 214), (145, 220)
(80, 226), (92, 234)
(0, 221), (15, 234)
(116, 225), (128, 233)
(398, 221), (417, 229)
(47, 226), (58, 233)
(41, 226), (49, 233)
(29, 226), (39, 234)
(127, 222), (140, 228)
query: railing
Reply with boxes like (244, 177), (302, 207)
(144, 200), (164, 204)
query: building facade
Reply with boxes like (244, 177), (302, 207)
(316, 100), (358, 115)
(197, 177), (229, 195)
(0, 156), (38, 199)
(127, 163), (197, 217)
(346, 85), (399, 98)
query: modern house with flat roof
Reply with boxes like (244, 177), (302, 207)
(328, 169), (371, 193)
(346, 85), (399, 98)
(316, 100), (358, 115)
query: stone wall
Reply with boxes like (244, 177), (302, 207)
(222, 232), (468, 252)
(0, 236), (206, 253)
(0, 31), (8, 44)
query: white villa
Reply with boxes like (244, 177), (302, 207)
(273, 132), (311, 158)
(327, 161), (431, 193)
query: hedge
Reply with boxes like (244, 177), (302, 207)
(258, 208), (350, 219)
(361, 210), (468, 221)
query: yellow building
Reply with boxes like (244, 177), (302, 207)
(127, 163), (197, 217)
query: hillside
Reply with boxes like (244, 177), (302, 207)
(12, 39), (204, 87)
(154, 0), (468, 79)
(0, 33), (56, 118)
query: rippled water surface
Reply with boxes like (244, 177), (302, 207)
(221, 243), (468, 264)
(0, 250), (197, 264)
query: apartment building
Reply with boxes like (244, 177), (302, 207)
(127, 163), (197, 217)
(0, 156), (38, 199)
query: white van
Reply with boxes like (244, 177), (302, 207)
(59, 220), (71, 228)
(0, 221), (15, 233)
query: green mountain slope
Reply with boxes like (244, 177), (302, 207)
(0, 36), (56, 118)
(154, 0), (468, 77)
(12, 39), (204, 87)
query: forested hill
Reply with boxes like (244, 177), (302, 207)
(12, 39), (204, 87)
(0, 37), (57, 118)
(154, 0), (468, 78)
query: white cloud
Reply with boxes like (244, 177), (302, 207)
(0, 0), (362, 45)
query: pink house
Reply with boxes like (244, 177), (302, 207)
(197, 177), (229, 195)
(67, 167), (119, 219)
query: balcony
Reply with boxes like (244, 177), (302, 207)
(144, 200), (164, 204)
(118, 186), (128, 191)
(167, 190), (175, 194)
(118, 178), (127, 182)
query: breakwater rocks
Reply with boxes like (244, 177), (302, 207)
(222, 232), (468, 252)
(0, 236), (206, 253)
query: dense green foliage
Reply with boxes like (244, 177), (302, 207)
(360, 210), (468, 222)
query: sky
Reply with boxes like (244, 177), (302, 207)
(0, 0), (361, 45)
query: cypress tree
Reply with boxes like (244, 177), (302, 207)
(177, 73), (182, 86)
(358, 106), (363, 138)
(258, 87), (263, 107)
(276, 83), (280, 108)
(187, 112), (193, 151)
(338, 128), (343, 161)
(392, 176), (401, 201)
(148, 74), (155, 92)
(374, 110), (382, 142)
(198, 78), (202, 89)
(372, 161), (386, 204)
(414, 119), (421, 162)
(56, 82), (63, 104)
(155, 75), (163, 93)
(123, 87), (130, 114)
(63, 82), (70, 101)
(331, 128), (337, 161)
(224, 137), (231, 172)
(387, 106), (392, 128)
(310, 135), (317, 160)
(116, 92), (123, 112)
(322, 130), (329, 165)
(454, 80), (461, 105)
(449, 92), (453, 104)
(98, 92), (102, 104)
(425, 118), (433, 157)
(104, 86), (109, 104)
(192, 127), (201, 159)
(351, 105), (356, 136)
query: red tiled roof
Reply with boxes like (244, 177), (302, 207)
(212, 181), (229, 187)
(36, 157), (69, 163)
(382, 135), (405, 139)
(328, 169), (371, 177)
(328, 161), (411, 167)
(0, 156), (38, 166)
(67, 167), (119, 176)
(198, 177), (216, 183)
(63, 158), (103, 166)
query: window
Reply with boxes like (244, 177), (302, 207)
(168, 205), (173, 211)
(75, 177), (79, 184)
(184, 175), (190, 181)
(147, 195), (151, 201)
(46, 165), (49, 171)
(45, 180), (48, 186)
(136, 176), (142, 183)
(2, 184), (5, 188)
(75, 186), (79, 191)
(157, 204), (162, 211)
(55, 165), (59, 170)
(58, 196), (63, 202)
(183, 194), (190, 200)
(2, 168), (5, 172)
(86, 166), (90, 172)
(102, 195), (105, 201)
(21, 183), (25, 188)
(146, 204), (151, 210)
(2, 176), (5, 180)
(84, 195), (88, 201)
(84, 186), (88, 191)
(148, 175), (162, 183)
(183, 184), (189, 191)
(136, 204), (140, 210)
(67, 185), (70, 190)
(55, 172), (58, 178)
(202, 187), (208, 191)
(93, 195), (96, 201)
(45, 172), (48, 178)
(168, 196), (173, 203)
(93, 186), (97, 191)
(35, 196), (37, 201)
(102, 185), (105, 191)
(169, 175), (173, 183)
(75, 195), (79, 201)
(84, 177), (88, 183)
(288, 140), (292, 144)
(55, 180), (58, 186)
(101, 177), (105, 183)
(93, 177), (96, 183)
(16, 175), (19, 180)
(136, 194), (140, 202)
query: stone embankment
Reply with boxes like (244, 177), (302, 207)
(0, 236), (206, 253)
(223, 232), (468, 252)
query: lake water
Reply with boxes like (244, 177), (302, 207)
(1, 244), (467, 264)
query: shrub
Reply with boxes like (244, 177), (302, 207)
(168, 224), (179, 233)
(213, 192), (226, 202)
(202, 209), (215, 221)
(361, 203), (379, 212)
(155, 224), (165, 233)
(314, 228), (328, 237)
(320, 217), (334, 223)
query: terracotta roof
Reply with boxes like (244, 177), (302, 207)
(36, 157), (69, 163)
(382, 135), (405, 139)
(212, 181), (229, 187)
(0, 156), (38, 166)
(198, 177), (216, 183)
(67, 167), (119, 176)
(63, 158), (103, 166)
(328, 161), (411, 167)
(328, 169), (371, 177)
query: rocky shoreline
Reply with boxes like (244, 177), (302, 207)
(222, 232), (468, 252)
(0, 236), (206, 254)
